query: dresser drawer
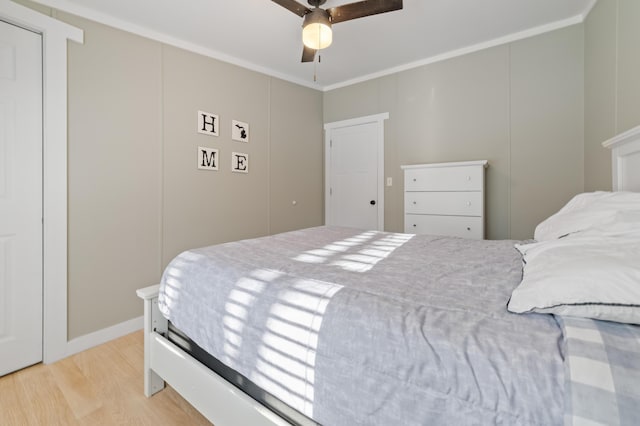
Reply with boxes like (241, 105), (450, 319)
(405, 191), (482, 216)
(404, 214), (483, 239)
(404, 166), (483, 191)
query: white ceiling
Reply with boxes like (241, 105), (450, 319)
(32, 0), (596, 90)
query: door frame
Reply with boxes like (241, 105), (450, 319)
(324, 112), (388, 231)
(1, 1), (82, 364)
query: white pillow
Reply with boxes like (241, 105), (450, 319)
(534, 191), (640, 241)
(508, 236), (640, 324)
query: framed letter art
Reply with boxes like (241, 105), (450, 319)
(231, 152), (249, 173)
(232, 120), (249, 142)
(197, 110), (219, 136)
(197, 146), (219, 170)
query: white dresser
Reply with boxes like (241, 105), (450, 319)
(401, 160), (488, 239)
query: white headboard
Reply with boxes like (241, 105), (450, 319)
(602, 125), (640, 191)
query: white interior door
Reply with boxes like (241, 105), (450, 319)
(0, 20), (43, 376)
(325, 114), (387, 230)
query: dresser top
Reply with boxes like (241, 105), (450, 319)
(401, 160), (488, 170)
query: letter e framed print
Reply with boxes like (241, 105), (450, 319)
(232, 152), (249, 173)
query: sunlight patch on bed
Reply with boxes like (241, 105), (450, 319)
(322, 244), (350, 252)
(260, 333), (313, 364)
(293, 253), (326, 264)
(159, 252), (207, 312)
(251, 279), (343, 418)
(330, 232), (414, 272)
(292, 230), (377, 265)
(222, 272), (277, 366)
(250, 268), (285, 283)
(292, 230), (413, 273)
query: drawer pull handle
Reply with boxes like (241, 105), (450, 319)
(467, 227), (471, 231)
(413, 178), (417, 182)
(413, 224), (417, 227)
(467, 176), (471, 181)
(413, 201), (417, 204)
(466, 201), (471, 206)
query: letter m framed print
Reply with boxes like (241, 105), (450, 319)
(198, 147), (219, 170)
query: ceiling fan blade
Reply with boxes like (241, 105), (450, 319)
(271, 0), (310, 17)
(301, 45), (317, 62)
(328, 0), (403, 24)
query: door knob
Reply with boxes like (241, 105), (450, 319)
(370, 200), (376, 205)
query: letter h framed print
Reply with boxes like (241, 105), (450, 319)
(198, 110), (219, 136)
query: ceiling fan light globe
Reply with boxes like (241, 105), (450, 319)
(302, 23), (332, 49)
(302, 8), (332, 50)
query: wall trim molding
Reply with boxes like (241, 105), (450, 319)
(323, 15), (585, 91)
(65, 316), (144, 358)
(30, 0), (322, 91)
(32, 0), (593, 92)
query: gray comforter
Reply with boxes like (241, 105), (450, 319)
(158, 226), (565, 425)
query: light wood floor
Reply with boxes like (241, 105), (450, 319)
(0, 331), (212, 425)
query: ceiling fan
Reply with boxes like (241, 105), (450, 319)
(272, 0), (403, 62)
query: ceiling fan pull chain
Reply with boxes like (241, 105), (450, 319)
(314, 53), (322, 82)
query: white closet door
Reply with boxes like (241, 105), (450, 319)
(325, 119), (385, 230)
(0, 20), (43, 376)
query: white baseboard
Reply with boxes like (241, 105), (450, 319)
(62, 316), (143, 360)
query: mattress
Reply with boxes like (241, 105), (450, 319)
(158, 226), (565, 425)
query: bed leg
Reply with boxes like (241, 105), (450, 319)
(137, 284), (168, 397)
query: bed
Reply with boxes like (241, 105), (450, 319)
(137, 124), (640, 425)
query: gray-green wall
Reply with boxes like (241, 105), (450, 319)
(585, 0), (640, 192)
(324, 25), (585, 240)
(58, 13), (323, 339)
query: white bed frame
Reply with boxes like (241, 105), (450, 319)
(602, 124), (640, 192)
(137, 124), (640, 425)
(136, 284), (289, 426)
